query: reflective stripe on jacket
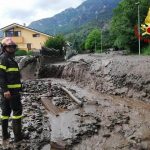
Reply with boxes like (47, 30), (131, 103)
(0, 53), (22, 93)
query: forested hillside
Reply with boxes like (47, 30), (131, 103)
(29, 0), (121, 35)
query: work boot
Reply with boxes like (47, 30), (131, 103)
(12, 119), (23, 143)
(1, 119), (10, 140)
(2, 139), (10, 149)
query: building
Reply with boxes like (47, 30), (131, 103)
(0, 23), (53, 51)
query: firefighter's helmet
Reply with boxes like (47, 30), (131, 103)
(1, 37), (17, 47)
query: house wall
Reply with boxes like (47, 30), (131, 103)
(2, 26), (52, 51)
(14, 27), (50, 50)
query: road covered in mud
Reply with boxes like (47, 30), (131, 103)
(38, 53), (150, 149)
(43, 78), (150, 150)
(18, 78), (150, 149)
(0, 53), (149, 150)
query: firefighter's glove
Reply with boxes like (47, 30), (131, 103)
(4, 91), (11, 100)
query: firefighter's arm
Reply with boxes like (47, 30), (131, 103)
(0, 57), (9, 93)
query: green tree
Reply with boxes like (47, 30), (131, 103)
(85, 28), (102, 52)
(44, 35), (66, 55)
(111, 0), (150, 53)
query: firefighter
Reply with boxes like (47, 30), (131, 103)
(0, 37), (23, 148)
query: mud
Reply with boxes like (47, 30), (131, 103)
(0, 79), (51, 150)
(48, 79), (150, 150)
(0, 53), (150, 149)
(36, 53), (150, 149)
(33, 53), (149, 101)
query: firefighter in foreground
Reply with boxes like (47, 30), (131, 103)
(0, 37), (23, 148)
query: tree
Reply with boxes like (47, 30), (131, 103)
(85, 28), (101, 52)
(44, 35), (66, 55)
(110, 0), (150, 53)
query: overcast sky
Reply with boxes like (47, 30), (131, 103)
(0, 0), (85, 28)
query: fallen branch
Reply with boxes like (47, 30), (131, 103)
(61, 87), (83, 106)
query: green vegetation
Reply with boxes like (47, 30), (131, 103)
(142, 45), (150, 55)
(15, 49), (27, 56)
(110, 0), (150, 53)
(27, 51), (33, 56)
(65, 23), (95, 53)
(15, 49), (33, 56)
(65, 21), (112, 54)
(65, 0), (150, 55)
(44, 35), (66, 56)
(85, 28), (102, 53)
(36, 0), (150, 55)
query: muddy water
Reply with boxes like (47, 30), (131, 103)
(35, 78), (101, 149)
(45, 78), (150, 150)
(18, 54), (150, 149)
(49, 104), (99, 146)
(41, 144), (51, 150)
(1, 77), (149, 149)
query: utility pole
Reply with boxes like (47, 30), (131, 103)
(95, 36), (97, 52)
(135, 2), (141, 55)
(95, 11), (98, 52)
(79, 16), (81, 26)
(101, 30), (102, 53)
(95, 11), (98, 21)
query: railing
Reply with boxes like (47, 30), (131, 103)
(12, 37), (24, 44)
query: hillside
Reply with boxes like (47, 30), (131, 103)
(29, 0), (121, 35)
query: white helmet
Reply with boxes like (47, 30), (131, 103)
(1, 37), (16, 47)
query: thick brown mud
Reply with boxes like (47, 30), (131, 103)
(31, 78), (149, 150)
(0, 77), (149, 149)
(1, 53), (148, 150)
(0, 79), (51, 150)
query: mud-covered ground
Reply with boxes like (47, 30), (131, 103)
(37, 52), (150, 149)
(62, 53), (150, 102)
(1, 52), (149, 150)
(36, 52), (150, 102)
(47, 78), (150, 150)
(0, 79), (51, 150)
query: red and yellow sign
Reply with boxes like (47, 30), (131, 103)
(141, 8), (150, 35)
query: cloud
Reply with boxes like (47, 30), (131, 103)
(0, 0), (85, 28)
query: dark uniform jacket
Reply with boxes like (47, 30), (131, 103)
(0, 52), (22, 93)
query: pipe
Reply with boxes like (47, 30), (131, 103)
(61, 86), (83, 106)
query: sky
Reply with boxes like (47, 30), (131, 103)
(0, 0), (85, 28)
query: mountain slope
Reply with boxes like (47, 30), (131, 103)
(29, 0), (121, 35)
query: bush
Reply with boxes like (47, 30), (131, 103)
(44, 35), (66, 56)
(15, 50), (27, 56)
(27, 51), (33, 56)
(142, 45), (150, 55)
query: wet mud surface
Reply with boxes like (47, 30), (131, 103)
(0, 53), (150, 150)
(0, 79), (51, 150)
(49, 79), (150, 150)
(0, 78), (150, 150)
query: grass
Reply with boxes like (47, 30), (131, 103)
(142, 45), (150, 55)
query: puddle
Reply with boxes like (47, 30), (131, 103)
(40, 79), (150, 149)
(41, 144), (51, 150)
(48, 102), (100, 149)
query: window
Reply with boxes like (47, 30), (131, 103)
(27, 43), (31, 50)
(5, 30), (21, 37)
(33, 34), (40, 37)
(5, 31), (13, 37)
(14, 31), (21, 37)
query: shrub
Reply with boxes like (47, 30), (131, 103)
(142, 45), (150, 55)
(27, 51), (33, 56)
(15, 49), (27, 56)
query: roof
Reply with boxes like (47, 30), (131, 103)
(0, 23), (53, 38)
